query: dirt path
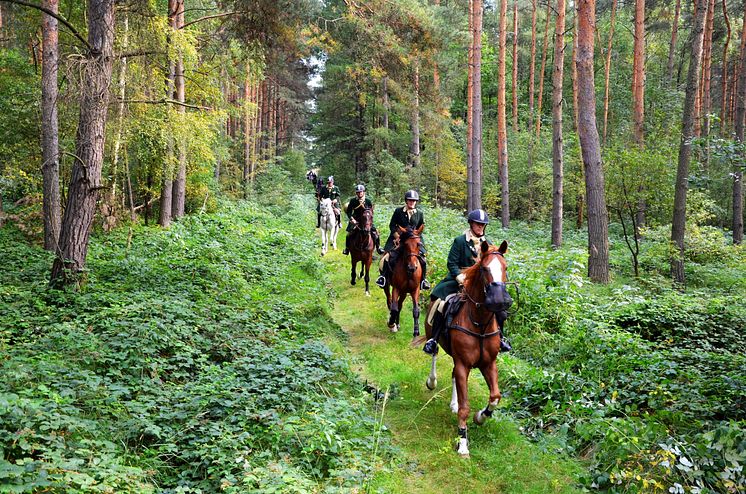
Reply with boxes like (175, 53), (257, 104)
(322, 244), (583, 494)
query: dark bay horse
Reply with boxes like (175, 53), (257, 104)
(349, 208), (374, 296)
(416, 240), (512, 457)
(385, 225), (425, 335)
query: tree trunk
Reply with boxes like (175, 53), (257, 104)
(577, 0), (609, 284)
(409, 59), (421, 169)
(50, 0), (115, 287)
(382, 76), (389, 131)
(466, 0), (474, 211)
(720, 0), (731, 133)
(243, 67), (251, 197)
(511, 0), (518, 132)
(41, 0), (61, 252)
(671, 0), (709, 284)
(171, 0), (186, 218)
(498, 0), (508, 223)
(528, 0), (537, 132)
(551, 0), (565, 248)
(571, 8), (579, 133)
(472, 0), (483, 210)
(159, 0), (177, 227)
(111, 12), (128, 202)
(535, 3), (551, 137)
(667, 0), (681, 84)
(732, 11), (746, 245)
(632, 0), (645, 146)
(602, 0), (616, 145)
(701, 0), (715, 137)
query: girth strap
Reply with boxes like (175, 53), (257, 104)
(449, 323), (500, 356)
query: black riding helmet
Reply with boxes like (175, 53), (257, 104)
(355, 184), (366, 193)
(467, 209), (489, 225)
(404, 190), (420, 201)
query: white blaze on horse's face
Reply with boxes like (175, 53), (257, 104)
(485, 255), (505, 283)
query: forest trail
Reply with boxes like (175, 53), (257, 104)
(321, 237), (583, 494)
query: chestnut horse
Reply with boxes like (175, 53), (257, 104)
(418, 240), (512, 457)
(348, 208), (374, 296)
(384, 225), (425, 335)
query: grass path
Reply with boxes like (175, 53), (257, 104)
(320, 240), (584, 494)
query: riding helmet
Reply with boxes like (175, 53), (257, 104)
(327, 175), (334, 183)
(355, 184), (366, 192)
(467, 209), (489, 224)
(404, 190), (420, 201)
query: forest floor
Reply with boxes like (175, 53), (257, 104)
(321, 235), (584, 494)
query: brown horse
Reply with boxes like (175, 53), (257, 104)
(384, 225), (425, 335)
(348, 208), (374, 296)
(418, 240), (512, 457)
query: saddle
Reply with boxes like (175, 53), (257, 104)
(427, 293), (464, 346)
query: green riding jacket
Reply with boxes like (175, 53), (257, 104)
(430, 231), (492, 300)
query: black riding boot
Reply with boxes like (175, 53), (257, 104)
(375, 258), (389, 288)
(343, 234), (350, 255)
(316, 212), (321, 228)
(373, 230), (384, 255)
(423, 305), (442, 355)
(498, 311), (511, 352)
(420, 256), (430, 290)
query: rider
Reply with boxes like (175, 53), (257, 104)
(317, 176), (341, 228)
(423, 209), (511, 355)
(375, 190), (430, 290)
(342, 184), (384, 255)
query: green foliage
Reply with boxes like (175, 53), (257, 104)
(0, 192), (393, 492)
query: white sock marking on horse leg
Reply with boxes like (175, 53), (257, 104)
(426, 355), (437, 390)
(450, 377), (458, 413)
(456, 438), (470, 457)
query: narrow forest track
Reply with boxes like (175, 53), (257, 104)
(320, 233), (583, 494)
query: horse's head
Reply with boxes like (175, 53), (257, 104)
(464, 240), (512, 313)
(306, 169), (318, 184)
(397, 225), (424, 275)
(319, 197), (333, 216)
(358, 208), (373, 233)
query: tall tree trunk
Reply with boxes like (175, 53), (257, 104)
(720, 0), (731, 133)
(50, 0), (115, 287)
(732, 11), (746, 245)
(535, 3), (551, 137)
(511, 0), (518, 132)
(41, 0), (61, 252)
(497, 0), (508, 223)
(551, 0), (566, 248)
(602, 0), (617, 145)
(409, 59), (421, 169)
(577, 0), (609, 283)
(528, 0), (537, 132)
(701, 0), (715, 137)
(243, 67), (251, 197)
(632, 0), (645, 146)
(472, 0), (483, 210)
(667, 0), (681, 84)
(111, 12), (128, 202)
(171, 0), (186, 218)
(382, 76), (389, 132)
(159, 0), (177, 227)
(571, 9), (580, 133)
(466, 0), (474, 211)
(671, 0), (709, 284)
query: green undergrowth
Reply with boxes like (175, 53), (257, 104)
(0, 195), (395, 493)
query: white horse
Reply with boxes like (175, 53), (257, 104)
(319, 198), (339, 256)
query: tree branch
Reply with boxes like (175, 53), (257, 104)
(181, 11), (240, 30)
(117, 98), (213, 111)
(0, 0), (91, 52)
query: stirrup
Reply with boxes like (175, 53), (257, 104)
(420, 279), (431, 290)
(376, 247), (385, 255)
(423, 338), (439, 356)
(375, 275), (386, 288)
(500, 338), (512, 353)
(342, 248), (349, 255)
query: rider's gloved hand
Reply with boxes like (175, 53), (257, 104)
(456, 273), (466, 285)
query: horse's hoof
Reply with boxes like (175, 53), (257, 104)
(456, 438), (470, 458)
(426, 376), (437, 390)
(474, 411), (488, 425)
(351, 280), (356, 286)
(450, 403), (459, 414)
(365, 291), (371, 297)
(389, 324), (398, 333)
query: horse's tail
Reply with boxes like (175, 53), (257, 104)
(411, 335), (427, 347)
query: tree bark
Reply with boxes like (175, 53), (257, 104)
(159, 0), (177, 227)
(41, 0), (61, 252)
(701, 0), (715, 137)
(535, 3), (551, 137)
(551, 0), (565, 248)
(577, 0), (609, 283)
(111, 12), (128, 203)
(671, 0), (709, 284)
(528, 0), (537, 132)
(632, 0), (645, 146)
(571, 8), (579, 133)
(732, 10), (746, 245)
(50, 0), (115, 287)
(243, 67), (251, 196)
(667, 0), (681, 84)
(497, 0), (508, 223)
(602, 0), (616, 145)
(511, 0), (518, 132)
(466, 0), (474, 211)
(171, 0), (186, 218)
(409, 58), (421, 169)
(720, 0), (731, 133)
(472, 0), (483, 210)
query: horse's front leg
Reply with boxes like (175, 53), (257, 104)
(425, 354), (437, 390)
(411, 289), (421, 338)
(332, 225), (338, 250)
(320, 228), (327, 256)
(474, 360), (502, 425)
(396, 291), (406, 327)
(350, 259), (357, 286)
(388, 287), (400, 332)
(453, 363), (471, 457)
(363, 260), (371, 297)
